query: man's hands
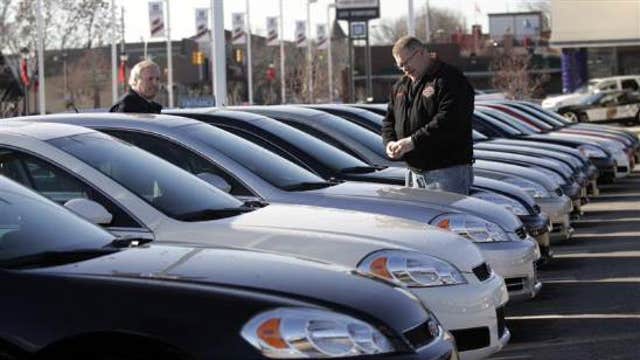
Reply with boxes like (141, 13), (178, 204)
(385, 137), (415, 159)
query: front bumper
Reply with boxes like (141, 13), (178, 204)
(613, 150), (631, 177)
(411, 272), (509, 360)
(380, 328), (458, 360)
(537, 195), (574, 241)
(478, 237), (540, 302)
(519, 213), (551, 249)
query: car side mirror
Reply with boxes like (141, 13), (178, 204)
(197, 172), (232, 193)
(64, 198), (113, 225)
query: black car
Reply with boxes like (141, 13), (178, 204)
(556, 90), (640, 124)
(0, 176), (457, 360)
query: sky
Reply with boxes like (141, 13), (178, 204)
(118, 0), (537, 43)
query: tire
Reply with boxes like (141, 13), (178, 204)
(563, 111), (579, 123)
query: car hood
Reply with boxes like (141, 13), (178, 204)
(474, 160), (558, 190)
(310, 181), (523, 231)
(473, 176), (537, 209)
(156, 203), (484, 272)
(40, 244), (428, 331)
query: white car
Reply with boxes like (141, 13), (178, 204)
(542, 75), (640, 111)
(0, 121), (509, 360)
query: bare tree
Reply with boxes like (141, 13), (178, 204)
(490, 49), (549, 100)
(372, 5), (466, 44)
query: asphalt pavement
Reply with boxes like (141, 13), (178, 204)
(490, 164), (640, 359)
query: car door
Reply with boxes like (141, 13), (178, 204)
(0, 148), (154, 240)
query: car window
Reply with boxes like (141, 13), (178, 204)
(0, 149), (141, 227)
(621, 79), (639, 91)
(180, 123), (327, 190)
(597, 80), (617, 91)
(47, 132), (244, 221)
(0, 187), (115, 262)
(278, 120), (368, 160)
(103, 129), (254, 197)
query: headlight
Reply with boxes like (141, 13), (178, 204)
(241, 308), (395, 358)
(472, 191), (529, 216)
(430, 213), (511, 242)
(501, 176), (550, 199)
(578, 144), (606, 158)
(357, 249), (466, 287)
(531, 166), (566, 185)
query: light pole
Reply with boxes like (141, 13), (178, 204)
(327, 3), (335, 103)
(307, 0), (316, 103)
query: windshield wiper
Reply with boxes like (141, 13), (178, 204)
(175, 206), (255, 222)
(339, 166), (378, 174)
(282, 181), (337, 191)
(0, 248), (118, 269)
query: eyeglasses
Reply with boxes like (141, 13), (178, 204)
(396, 49), (420, 70)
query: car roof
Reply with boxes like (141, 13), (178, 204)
(591, 75), (640, 82)
(0, 120), (94, 140)
(13, 112), (202, 130)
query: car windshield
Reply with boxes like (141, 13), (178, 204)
(0, 184), (114, 263)
(513, 103), (566, 127)
(579, 92), (605, 105)
(232, 112), (373, 173)
(479, 108), (539, 134)
(475, 110), (525, 135)
(48, 132), (244, 220)
(310, 112), (388, 158)
(180, 123), (326, 190)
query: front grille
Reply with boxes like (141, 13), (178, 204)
(472, 263), (491, 282)
(449, 327), (490, 351)
(618, 166), (629, 173)
(496, 307), (507, 338)
(505, 277), (526, 292)
(555, 188), (564, 197)
(404, 319), (438, 349)
(515, 226), (527, 239)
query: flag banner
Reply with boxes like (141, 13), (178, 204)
(148, 1), (165, 38)
(20, 58), (30, 87)
(231, 12), (246, 45)
(195, 8), (209, 39)
(295, 20), (306, 48)
(316, 24), (328, 50)
(266, 16), (279, 46)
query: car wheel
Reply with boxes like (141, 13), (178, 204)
(563, 111), (579, 123)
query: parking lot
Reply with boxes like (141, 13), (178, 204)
(492, 161), (640, 359)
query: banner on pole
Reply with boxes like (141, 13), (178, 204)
(232, 12), (246, 45)
(195, 8), (209, 39)
(266, 17), (279, 46)
(316, 24), (328, 50)
(295, 20), (306, 48)
(148, 1), (165, 38)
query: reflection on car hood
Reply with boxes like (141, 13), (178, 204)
(311, 181), (522, 231)
(170, 203), (484, 272)
(40, 245), (427, 332)
(474, 160), (558, 190)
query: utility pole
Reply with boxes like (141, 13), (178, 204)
(246, 0), (253, 104)
(306, 0), (315, 103)
(327, 3), (335, 102)
(165, 0), (174, 108)
(279, 0), (286, 104)
(111, 0), (118, 103)
(35, 0), (45, 114)
(408, 0), (415, 36)
(211, 0), (227, 106)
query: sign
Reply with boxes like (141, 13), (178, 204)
(295, 20), (306, 48)
(335, 0), (379, 21)
(148, 1), (165, 38)
(195, 8), (208, 39)
(316, 24), (328, 50)
(350, 22), (367, 39)
(266, 17), (279, 46)
(232, 12), (246, 45)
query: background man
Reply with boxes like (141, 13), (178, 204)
(381, 35), (475, 195)
(110, 60), (162, 113)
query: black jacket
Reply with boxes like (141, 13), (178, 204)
(109, 90), (162, 113)
(381, 60), (474, 172)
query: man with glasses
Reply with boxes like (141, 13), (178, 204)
(382, 36), (475, 194)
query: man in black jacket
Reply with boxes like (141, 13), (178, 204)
(110, 60), (163, 113)
(382, 36), (474, 194)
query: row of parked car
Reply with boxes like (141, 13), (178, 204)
(1, 99), (638, 360)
